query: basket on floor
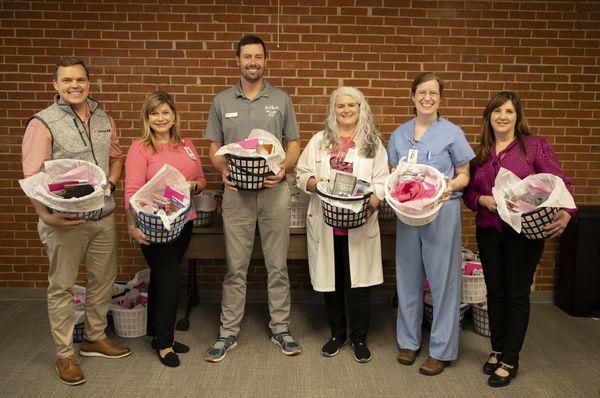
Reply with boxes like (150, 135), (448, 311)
(72, 310), (85, 343)
(290, 203), (308, 228)
(193, 211), (213, 227)
(423, 293), (469, 329)
(226, 154), (274, 190)
(520, 206), (559, 240)
(131, 201), (191, 244)
(110, 304), (146, 338)
(471, 303), (491, 337)
(384, 165), (446, 227)
(378, 198), (396, 220)
(73, 322), (85, 343)
(461, 272), (487, 304)
(315, 182), (372, 229)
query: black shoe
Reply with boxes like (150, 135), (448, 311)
(157, 349), (180, 368)
(321, 336), (347, 357)
(151, 339), (190, 354)
(483, 352), (501, 375)
(488, 362), (518, 387)
(352, 341), (372, 363)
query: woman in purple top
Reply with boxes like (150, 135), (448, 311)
(463, 91), (575, 387)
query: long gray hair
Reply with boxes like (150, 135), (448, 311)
(322, 86), (382, 159)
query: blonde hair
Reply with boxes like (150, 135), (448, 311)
(139, 91), (182, 153)
(322, 86), (382, 158)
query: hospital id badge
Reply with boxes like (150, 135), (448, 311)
(407, 148), (418, 164)
(344, 148), (356, 163)
(183, 146), (197, 161)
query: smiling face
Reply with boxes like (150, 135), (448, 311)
(148, 102), (175, 140)
(334, 94), (359, 132)
(411, 79), (441, 117)
(237, 43), (266, 84)
(53, 65), (89, 106)
(490, 100), (517, 138)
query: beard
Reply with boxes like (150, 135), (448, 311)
(240, 66), (264, 84)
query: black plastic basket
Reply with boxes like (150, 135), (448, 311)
(51, 208), (103, 221)
(131, 201), (191, 244)
(423, 298), (469, 330)
(315, 185), (373, 229)
(226, 154), (274, 190)
(378, 198), (396, 220)
(193, 211), (212, 227)
(73, 322), (85, 344)
(521, 206), (559, 240)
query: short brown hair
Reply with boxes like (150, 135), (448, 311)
(410, 72), (444, 116)
(52, 58), (89, 80)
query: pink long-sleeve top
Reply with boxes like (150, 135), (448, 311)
(463, 135), (577, 231)
(124, 138), (206, 220)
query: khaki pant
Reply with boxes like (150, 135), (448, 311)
(219, 182), (291, 337)
(38, 213), (117, 358)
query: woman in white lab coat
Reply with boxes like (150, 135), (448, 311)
(296, 86), (389, 363)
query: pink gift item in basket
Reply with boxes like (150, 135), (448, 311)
(461, 261), (487, 304)
(384, 162), (446, 226)
(464, 261), (483, 276)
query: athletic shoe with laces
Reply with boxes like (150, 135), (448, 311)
(271, 332), (302, 356)
(352, 341), (372, 363)
(204, 336), (237, 363)
(321, 336), (347, 357)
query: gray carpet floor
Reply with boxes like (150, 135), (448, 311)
(0, 290), (599, 398)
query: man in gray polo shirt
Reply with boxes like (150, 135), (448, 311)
(204, 34), (301, 362)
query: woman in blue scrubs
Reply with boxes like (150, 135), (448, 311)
(387, 72), (475, 376)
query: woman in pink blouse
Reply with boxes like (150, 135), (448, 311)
(125, 91), (206, 367)
(463, 91), (575, 387)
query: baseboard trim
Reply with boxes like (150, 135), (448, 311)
(0, 287), (555, 305)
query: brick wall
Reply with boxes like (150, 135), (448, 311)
(1, 1), (598, 292)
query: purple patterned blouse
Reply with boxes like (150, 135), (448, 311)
(463, 135), (576, 231)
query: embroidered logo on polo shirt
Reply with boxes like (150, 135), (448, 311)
(265, 105), (279, 117)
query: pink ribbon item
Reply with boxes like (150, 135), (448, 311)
(391, 180), (437, 203)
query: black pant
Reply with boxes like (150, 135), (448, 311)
(323, 235), (370, 343)
(476, 225), (545, 366)
(141, 221), (193, 349)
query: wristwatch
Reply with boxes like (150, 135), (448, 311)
(108, 180), (116, 193)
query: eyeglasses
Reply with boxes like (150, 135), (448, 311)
(415, 90), (440, 99)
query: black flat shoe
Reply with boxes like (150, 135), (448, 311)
(488, 362), (518, 387)
(157, 349), (180, 368)
(321, 336), (347, 357)
(151, 339), (190, 354)
(483, 352), (501, 375)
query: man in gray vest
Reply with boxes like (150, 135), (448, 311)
(22, 58), (131, 386)
(204, 35), (301, 362)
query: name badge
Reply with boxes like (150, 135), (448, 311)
(407, 148), (419, 164)
(183, 146), (196, 161)
(225, 112), (238, 118)
(344, 148), (356, 163)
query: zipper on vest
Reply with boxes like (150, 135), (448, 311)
(72, 118), (88, 147)
(73, 114), (99, 166)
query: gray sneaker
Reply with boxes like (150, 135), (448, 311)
(271, 332), (302, 356)
(204, 336), (237, 363)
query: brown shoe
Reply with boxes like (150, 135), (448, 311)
(56, 355), (86, 386)
(397, 348), (420, 366)
(419, 356), (451, 376)
(80, 337), (132, 359)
